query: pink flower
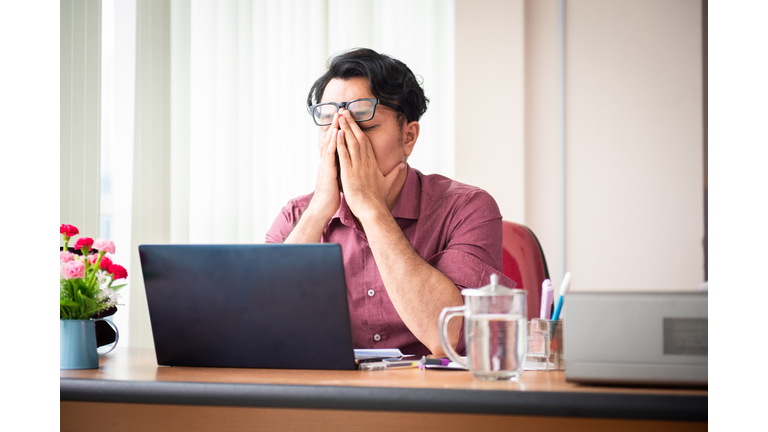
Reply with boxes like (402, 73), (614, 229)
(60, 251), (74, 263)
(93, 239), (116, 254)
(74, 237), (94, 252)
(60, 224), (79, 237)
(99, 255), (113, 270)
(88, 254), (99, 264)
(61, 260), (85, 280)
(109, 264), (128, 280)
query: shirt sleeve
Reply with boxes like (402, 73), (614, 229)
(426, 189), (517, 290)
(425, 190), (517, 356)
(265, 200), (302, 244)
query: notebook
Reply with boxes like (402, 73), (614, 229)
(138, 243), (359, 370)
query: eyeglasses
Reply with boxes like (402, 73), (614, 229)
(307, 98), (404, 126)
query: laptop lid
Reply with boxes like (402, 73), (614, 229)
(139, 243), (357, 370)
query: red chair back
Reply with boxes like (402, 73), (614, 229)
(501, 221), (550, 320)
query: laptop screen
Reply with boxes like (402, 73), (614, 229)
(139, 243), (357, 370)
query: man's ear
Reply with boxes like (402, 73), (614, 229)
(402, 121), (420, 157)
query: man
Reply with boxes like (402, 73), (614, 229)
(266, 48), (515, 358)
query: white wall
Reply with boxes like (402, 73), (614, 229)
(455, 0), (526, 225)
(564, 0), (703, 291)
(523, 0), (561, 284)
(457, 0), (705, 291)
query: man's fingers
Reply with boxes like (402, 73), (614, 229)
(339, 112), (363, 161)
(331, 112), (340, 130)
(322, 113), (340, 144)
(383, 163), (406, 188)
(340, 111), (369, 159)
(324, 129), (338, 164)
(336, 129), (351, 170)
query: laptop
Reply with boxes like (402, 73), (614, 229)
(138, 243), (358, 370)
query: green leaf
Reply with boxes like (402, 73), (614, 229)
(72, 290), (87, 319)
(82, 295), (101, 317)
(60, 299), (80, 308)
(65, 279), (76, 298)
(72, 278), (87, 292)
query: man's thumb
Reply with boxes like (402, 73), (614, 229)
(384, 163), (406, 184)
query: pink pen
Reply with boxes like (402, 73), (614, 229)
(540, 279), (555, 320)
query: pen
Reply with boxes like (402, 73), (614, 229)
(359, 359), (421, 371)
(540, 279), (555, 320)
(551, 272), (572, 321)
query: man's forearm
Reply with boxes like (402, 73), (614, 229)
(283, 207), (332, 244)
(361, 210), (464, 357)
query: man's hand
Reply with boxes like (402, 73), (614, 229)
(336, 110), (405, 221)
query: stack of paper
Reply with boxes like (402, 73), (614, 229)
(354, 348), (408, 361)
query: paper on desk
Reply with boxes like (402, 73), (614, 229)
(424, 356), (468, 370)
(424, 356), (539, 371)
(424, 362), (467, 370)
(354, 348), (408, 360)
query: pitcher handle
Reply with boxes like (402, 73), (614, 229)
(93, 318), (119, 357)
(438, 306), (468, 368)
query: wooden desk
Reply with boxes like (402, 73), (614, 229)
(61, 348), (706, 431)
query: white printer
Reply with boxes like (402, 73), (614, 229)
(564, 292), (707, 387)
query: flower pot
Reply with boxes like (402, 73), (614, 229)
(60, 319), (119, 369)
(93, 306), (119, 347)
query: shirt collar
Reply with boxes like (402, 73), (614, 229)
(331, 165), (421, 225)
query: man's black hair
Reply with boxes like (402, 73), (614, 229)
(307, 48), (429, 124)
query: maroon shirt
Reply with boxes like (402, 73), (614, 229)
(266, 166), (516, 357)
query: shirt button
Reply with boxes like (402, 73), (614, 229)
(367, 289), (375, 297)
(373, 334), (381, 341)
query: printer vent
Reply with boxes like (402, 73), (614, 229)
(663, 318), (708, 356)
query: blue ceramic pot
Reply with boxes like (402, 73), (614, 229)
(60, 319), (119, 369)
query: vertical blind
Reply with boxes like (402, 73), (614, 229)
(61, 0), (102, 242)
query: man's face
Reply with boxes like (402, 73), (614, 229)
(318, 77), (414, 180)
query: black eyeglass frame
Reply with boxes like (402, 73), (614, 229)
(307, 98), (405, 126)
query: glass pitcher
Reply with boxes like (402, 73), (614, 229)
(438, 274), (527, 381)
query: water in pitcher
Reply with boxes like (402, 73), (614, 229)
(466, 313), (527, 380)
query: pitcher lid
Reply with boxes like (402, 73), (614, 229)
(462, 274), (526, 296)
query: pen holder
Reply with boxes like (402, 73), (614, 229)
(525, 318), (565, 371)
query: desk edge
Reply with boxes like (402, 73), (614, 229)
(60, 378), (707, 422)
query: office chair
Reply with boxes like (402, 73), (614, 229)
(501, 221), (550, 320)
